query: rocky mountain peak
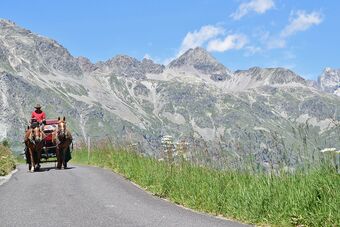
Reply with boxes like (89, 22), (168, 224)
(104, 55), (141, 73)
(322, 67), (339, 77)
(95, 55), (165, 78)
(0, 19), (16, 27)
(141, 58), (165, 74)
(318, 68), (340, 95)
(324, 67), (335, 74)
(0, 19), (32, 39)
(0, 19), (83, 77)
(76, 56), (97, 72)
(169, 47), (219, 68)
(268, 68), (306, 84)
(235, 67), (307, 86)
(169, 47), (232, 81)
(247, 66), (262, 75)
(109, 55), (139, 66)
(95, 55), (145, 79)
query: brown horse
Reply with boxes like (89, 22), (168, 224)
(24, 126), (45, 172)
(53, 117), (73, 169)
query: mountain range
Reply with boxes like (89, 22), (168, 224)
(0, 19), (339, 168)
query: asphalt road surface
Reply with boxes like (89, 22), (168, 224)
(0, 164), (249, 227)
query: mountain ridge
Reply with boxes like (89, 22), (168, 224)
(0, 19), (339, 169)
(0, 18), (337, 86)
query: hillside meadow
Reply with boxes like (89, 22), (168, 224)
(72, 145), (340, 226)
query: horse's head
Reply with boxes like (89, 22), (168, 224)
(32, 126), (44, 143)
(27, 126), (44, 144)
(57, 116), (67, 139)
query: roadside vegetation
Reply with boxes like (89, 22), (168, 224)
(0, 139), (16, 176)
(72, 143), (339, 226)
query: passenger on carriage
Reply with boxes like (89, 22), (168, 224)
(31, 104), (46, 128)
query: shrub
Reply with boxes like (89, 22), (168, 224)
(0, 144), (16, 176)
(1, 138), (10, 148)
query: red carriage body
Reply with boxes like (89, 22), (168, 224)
(40, 119), (59, 162)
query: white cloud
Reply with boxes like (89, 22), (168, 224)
(254, 10), (323, 50)
(281, 10), (323, 37)
(178, 25), (225, 56)
(207, 34), (248, 52)
(266, 36), (286, 49)
(244, 45), (262, 56)
(283, 50), (296, 60)
(231, 0), (275, 20)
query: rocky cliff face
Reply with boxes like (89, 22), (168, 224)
(0, 19), (82, 77)
(0, 19), (339, 169)
(318, 68), (340, 96)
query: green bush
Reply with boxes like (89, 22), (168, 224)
(1, 138), (10, 148)
(72, 147), (340, 226)
(0, 144), (16, 176)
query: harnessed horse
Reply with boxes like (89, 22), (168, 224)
(24, 126), (45, 172)
(53, 117), (73, 169)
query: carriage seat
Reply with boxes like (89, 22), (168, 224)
(43, 121), (58, 134)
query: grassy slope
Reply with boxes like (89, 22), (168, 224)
(0, 145), (16, 176)
(72, 147), (339, 226)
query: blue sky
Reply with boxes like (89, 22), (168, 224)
(0, 0), (339, 80)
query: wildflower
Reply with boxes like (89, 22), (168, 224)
(161, 135), (175, 163)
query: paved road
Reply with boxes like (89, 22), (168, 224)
(0, 164), (249, 227)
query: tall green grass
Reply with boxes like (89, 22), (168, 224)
(72, 146), (339, 226)
(0, 144), (16, 176)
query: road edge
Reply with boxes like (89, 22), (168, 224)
(0, 168), (18, 186)
(71, 162), (252, 226)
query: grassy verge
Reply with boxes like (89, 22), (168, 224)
(0, 144), (16, 176)
(72, 147), (339, 226)
(15, 153), (26, 164)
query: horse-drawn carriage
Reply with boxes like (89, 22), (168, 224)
(25, 117), (73, 172)
(38, 119), (58, 160)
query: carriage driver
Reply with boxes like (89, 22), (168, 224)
(31, 104), (46, 128)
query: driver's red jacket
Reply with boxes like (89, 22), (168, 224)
(31, 111), (46, 123)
